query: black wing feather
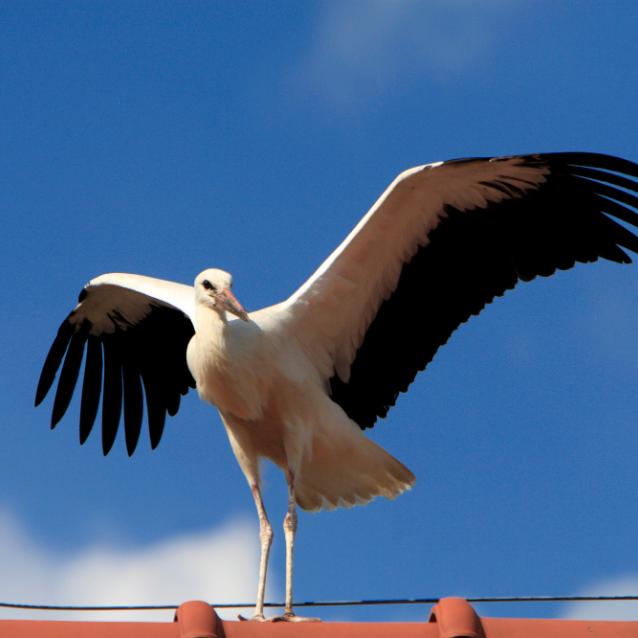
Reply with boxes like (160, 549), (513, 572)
(36, 287), (195, 454)
(142, 365), (167, 450)
(122, 359), (144, 457)
(35, 321), (74, 407)
(571, 166), (638, 193)
(595, 195), (638, 230)
(331, 152), (638, 429)
(51, 320), (90, 428)
(101, 334), (123, 455)
(80, 335), (102, 445)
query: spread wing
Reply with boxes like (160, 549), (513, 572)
(35, 273), (196, 455)
(282, 152), (638, 429)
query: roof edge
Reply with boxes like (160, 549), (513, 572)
(1, 597), (637, 638)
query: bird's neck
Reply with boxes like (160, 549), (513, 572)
(194, 304), (229, 341)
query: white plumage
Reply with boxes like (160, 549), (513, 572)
(36, 152), (638, 620)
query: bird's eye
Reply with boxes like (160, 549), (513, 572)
(202, 280), (216, 292)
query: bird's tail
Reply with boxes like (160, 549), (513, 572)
(294, 407), (415, 512)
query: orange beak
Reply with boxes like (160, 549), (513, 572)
(219, 288), (249, 321)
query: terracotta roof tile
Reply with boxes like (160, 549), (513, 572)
(2, 598), (637, 637)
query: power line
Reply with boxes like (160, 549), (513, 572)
(1, 594), (638, 612)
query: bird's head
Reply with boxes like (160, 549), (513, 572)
(194, 268), (249, 321)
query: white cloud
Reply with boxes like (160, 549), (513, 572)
(562, 575), (638, 621)
(298, 0), (521, 107)
(0, 508), (269, 621)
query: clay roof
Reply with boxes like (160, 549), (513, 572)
(1, 597), (636, 638)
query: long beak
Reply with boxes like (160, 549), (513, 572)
(219, 288), (249, 321)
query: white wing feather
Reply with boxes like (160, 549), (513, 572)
(281, 158), (547, 382)
(75, 273), (196, 333)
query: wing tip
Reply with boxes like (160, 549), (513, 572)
(34, 389), (46, 408)
(102, 437), (116, 456)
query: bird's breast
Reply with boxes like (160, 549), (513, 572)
(186, 330), (271, 421)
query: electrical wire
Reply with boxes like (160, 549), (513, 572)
(1, 594), (637, 612)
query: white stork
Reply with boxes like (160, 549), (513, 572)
(36, 152), (638, 620)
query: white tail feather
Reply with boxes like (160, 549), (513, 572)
(295, 414), (415, 512)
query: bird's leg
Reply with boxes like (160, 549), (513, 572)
(272, 470), (319, 622)
(248, 483), (273, 621)
(283, 472), (297, 617)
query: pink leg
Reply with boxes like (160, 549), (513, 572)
(251, 483), (273, 620)
(276, 471), (319, 622)
(283, 472), (297, 616)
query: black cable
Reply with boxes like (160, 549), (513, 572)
(1, 594), (637, 612)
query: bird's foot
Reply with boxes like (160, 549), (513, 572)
(271, 612), (320, 622)
(238, 613), (266, 621)
(238, 612), (320, 622)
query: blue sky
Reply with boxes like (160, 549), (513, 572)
(1, 0), (638, 623)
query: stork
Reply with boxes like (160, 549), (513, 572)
(35, 152), (638, 620)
